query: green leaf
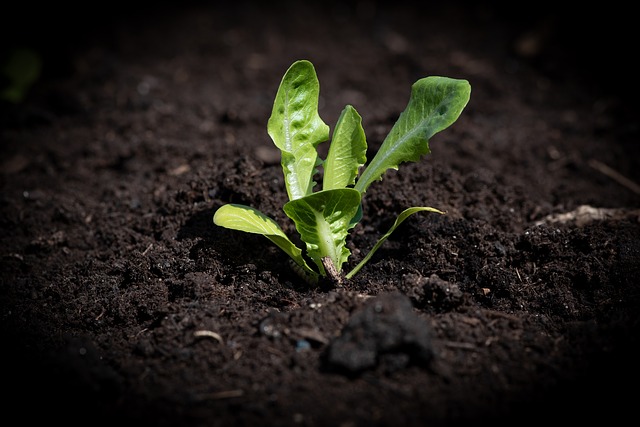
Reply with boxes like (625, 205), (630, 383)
(283, 188), (361, 275)
(267, 60), (330, 201)
(323, 105), (367, 191)
(213, 204), (317, 278)
(354, 76), (471, 194)
(345, 206), (445, 280)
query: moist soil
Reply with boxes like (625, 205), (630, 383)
(1, 2), (639, 426)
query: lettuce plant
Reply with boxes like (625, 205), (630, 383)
(214, 60), (470, 285)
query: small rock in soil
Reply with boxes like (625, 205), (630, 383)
(326, 292), (433, 374)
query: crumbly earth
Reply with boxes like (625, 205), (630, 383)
(1, 2), (638, 426)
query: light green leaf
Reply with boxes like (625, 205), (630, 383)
(345, 206), (445, 280)
(323, 105), (367, 191)
(283, 188), (361, 275)
(354, 76), (471, 194)
(267, 60), (330, 201)
(213, 204), (317, 278)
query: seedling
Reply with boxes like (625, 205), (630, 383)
(214, 60), (470, 285)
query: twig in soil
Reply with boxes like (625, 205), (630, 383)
(134, 328), (149, 338)
(484, 309), (521, 322)
(535, 205), (640, 227)
(589, 159), (640, 195)
(142, 243), (153, 256)
(201, 390), (244, 400)
(194, 330), (224, 344)
(443, 341), (478, 351)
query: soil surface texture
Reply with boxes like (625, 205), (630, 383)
(2, 2), (638, 426)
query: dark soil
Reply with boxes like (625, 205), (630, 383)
(2, 2), (638, 426)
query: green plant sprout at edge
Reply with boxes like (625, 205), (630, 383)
(214, 59), (471, 286)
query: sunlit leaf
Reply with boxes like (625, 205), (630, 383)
(355, 77), (471, 194)
(283, 188), (361, 275)
(323, 105), (367, 191)
(213, 204), (317, 279)
(267, 60), (330, 201)
(345, 206), (445, 279)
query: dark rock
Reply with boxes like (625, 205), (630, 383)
(326, 292), (433, 373)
